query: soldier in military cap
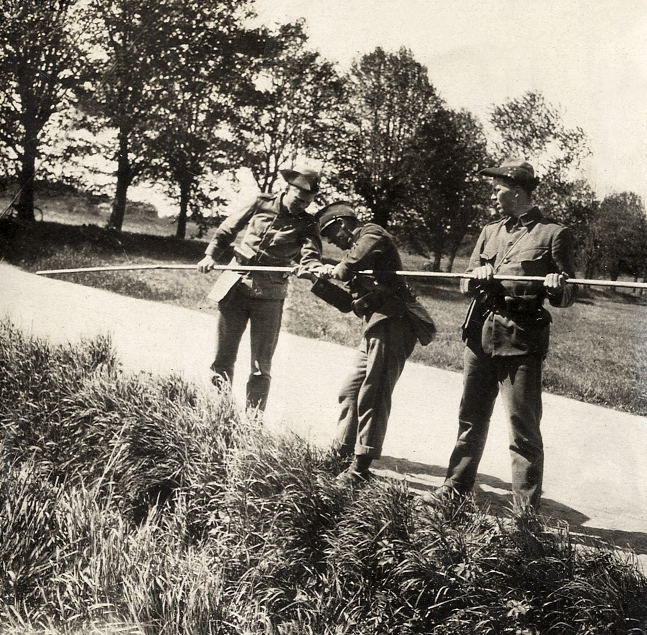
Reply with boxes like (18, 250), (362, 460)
(197, 166), (327, 411)
(316, 202), (436, 486)
(430, 158), (578, 511)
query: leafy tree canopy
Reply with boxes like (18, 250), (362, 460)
(394, 107), (491, 271)
(0, 0), (87, 221)
(489, 91), (592, 228)
(331, 47), (443, 228)
(236, 20), (346, 195)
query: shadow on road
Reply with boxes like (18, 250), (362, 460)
(375, 455), (647, 556)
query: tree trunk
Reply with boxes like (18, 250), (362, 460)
(609, 257), (619, 293)
(107, 129), (132, 231)
(429, 230), (445, 271)
(15, 134), (38, 223)
(175, 180), (190, 239)
(446, 233), (465, 273)
(446, 244), (459, 273)
(584, 259), (596, 279)
(371, 202), (390, 228)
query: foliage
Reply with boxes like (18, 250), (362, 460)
(331, 47), (443, 228)
(237, 20), (346, 195)
(581, 192), (647, 281)
(0, 321), (646, 633)
(489, 91), (595, 228)
(0, 0), (87, 222)
(394, 107), (492, 271)
(76, 0), (174, 231)
(144, 0), (262, 239)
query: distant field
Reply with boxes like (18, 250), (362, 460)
(1, 193), (206, 238)
(2, 194), (646, 416)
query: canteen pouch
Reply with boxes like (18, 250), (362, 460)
(311, 278), (353, 313)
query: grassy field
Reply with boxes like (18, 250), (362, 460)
(2, 194), (647, 416)
(0, 321), (644, 634)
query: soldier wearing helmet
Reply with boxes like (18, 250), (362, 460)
(316, 202), (436, 486)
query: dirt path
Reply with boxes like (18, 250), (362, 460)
(2, 263), (646, 564)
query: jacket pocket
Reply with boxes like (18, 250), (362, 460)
(517, 247), (549, 276)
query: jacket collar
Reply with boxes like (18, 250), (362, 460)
(277, 192), (310, 219)
(506, 206), (542, 229)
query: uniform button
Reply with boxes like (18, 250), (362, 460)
(503, 258), (510, 264)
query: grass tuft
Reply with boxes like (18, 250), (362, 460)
(0, 320), (645, 633)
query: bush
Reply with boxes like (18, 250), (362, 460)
(0, 320), (645, 634)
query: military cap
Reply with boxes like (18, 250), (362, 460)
(479, 158), (540, 191)
(316, 201), (357, 234)
(280, 166), (321, 193)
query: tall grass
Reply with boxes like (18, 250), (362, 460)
(0, 320), (645, 633)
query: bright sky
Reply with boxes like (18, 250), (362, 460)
(255, 0), (647, 204)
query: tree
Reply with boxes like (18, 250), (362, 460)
(590, 192), (647, 283)
(489, 91), (593, 228)
(79, 0), (185, 231)
(0, 0), (86, 222)
(236, 21), (346, 194)
(553, 178), (599, 274)
(394, 107), (491, 270)
(145, 0), (262, 238)
(331, 47), (443, 228)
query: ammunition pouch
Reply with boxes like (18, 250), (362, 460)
(502, 295), (543, 314)
(311, 278), (353, 313)
(349, 290), (385, 318)
(497, 295), (549, 325)
(475, 292), (544, 316)
(463, 294), (550, 339)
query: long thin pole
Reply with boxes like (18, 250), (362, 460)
(34, 263), (647, 290)
(386, 271), (647, 290)
(35, 263), (291, 275)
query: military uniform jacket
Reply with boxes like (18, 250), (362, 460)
(335, 223), (436, 345)
(205, 193), (323, 301)
(462, 207), (577, 357)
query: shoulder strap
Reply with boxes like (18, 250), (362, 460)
(493, 226), (530, 274)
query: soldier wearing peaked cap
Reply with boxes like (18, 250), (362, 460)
(196, 166), (328, 411)
(429, 158), (578, 512)
(316, 202), (437, 486)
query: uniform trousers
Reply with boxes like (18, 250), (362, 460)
(445, 342), (544, 510)
(335, 315), (418, 460)
(212, 284), (284, 411)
